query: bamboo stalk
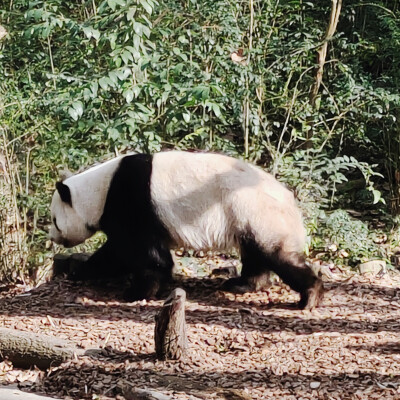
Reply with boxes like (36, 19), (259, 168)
(309, 0), (342, 109)
(304, 0), (342, 149)
(0, 131), (29, 281)
(47, 36), (56, 90)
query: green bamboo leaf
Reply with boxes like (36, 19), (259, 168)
(139, 0), (153, 14)
(72, 101), (83, 117)
(124, 89), (134, 103)
(99, 77), (110, 90)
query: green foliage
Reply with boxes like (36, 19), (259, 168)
(280, 150), (383, 207)
(318, 210), (385, 266)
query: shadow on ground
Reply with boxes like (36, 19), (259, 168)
(1, 274), (400, 335)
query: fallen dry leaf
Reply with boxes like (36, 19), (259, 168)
(0, 258), (400, 399)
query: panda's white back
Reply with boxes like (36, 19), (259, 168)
(151, 151), (305, 253)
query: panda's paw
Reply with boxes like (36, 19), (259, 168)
(67, 267), (89, 282)
(299, 279), (324, 310)
(220, 277), (253, 294)
(122, 290), (147, 302)
(123, 281), (161, 302)
(67, 254), (91, 281)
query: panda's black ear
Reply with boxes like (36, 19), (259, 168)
(56, 181), (72, 206)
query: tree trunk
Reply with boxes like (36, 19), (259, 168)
(154, 288), (187, 360)
(0, 152), (27, 280)
(309, 0), (342, 107)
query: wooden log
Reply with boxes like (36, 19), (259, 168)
(121, 385), (173, 400)
(0, 386), (61, 400)
(0, 327), (86, 369)
(154, 288), (187, 360)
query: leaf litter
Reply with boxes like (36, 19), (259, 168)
(0, 254), (400, 399)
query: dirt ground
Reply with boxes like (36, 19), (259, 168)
(1, 257), (400, 399)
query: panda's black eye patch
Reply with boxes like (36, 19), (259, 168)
(53, 218), (61, 232)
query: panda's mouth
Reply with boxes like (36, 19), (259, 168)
(51, 237), (77, 248)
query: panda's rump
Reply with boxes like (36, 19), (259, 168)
(151, 152), (304, 253)
(228, 174), (305, 253)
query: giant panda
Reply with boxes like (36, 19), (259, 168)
(50, 151), (323, 309)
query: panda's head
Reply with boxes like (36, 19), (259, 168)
(49, 157), (123, 247)
(50, 181), (97, 248)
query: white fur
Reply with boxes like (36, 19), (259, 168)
(50, 156), (123, 246)
(50, 151), (305, 255)
(151, 152), (305, 253)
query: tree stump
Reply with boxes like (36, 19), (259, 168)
(154, 288), (187, 360)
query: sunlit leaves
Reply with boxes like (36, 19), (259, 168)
(107, 0), (126, 11)
(140, 0), (154, 15)
(192, 86), (210, 102)
(4, 0), (400, 202)
(68, 101), (84, 121)
(82, 26), (100, 41)
(123, 89), (134, 103)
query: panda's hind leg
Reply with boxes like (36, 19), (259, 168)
(222, 236), (323, 309)
(268, 248), (323, 310)
(221, 237), (273, 294)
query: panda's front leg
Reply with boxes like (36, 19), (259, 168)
(68, 241), (118, 282)
(123, 267), (169, 302)
(68, 234), (174, 301)
(122, 243), (174, 302)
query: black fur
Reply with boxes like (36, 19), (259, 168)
(68, 153), (322, 308)
(222, 234), (321, 309)
(70, 154), (174, 301)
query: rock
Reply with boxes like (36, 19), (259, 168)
(358, 260), (386, 275)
